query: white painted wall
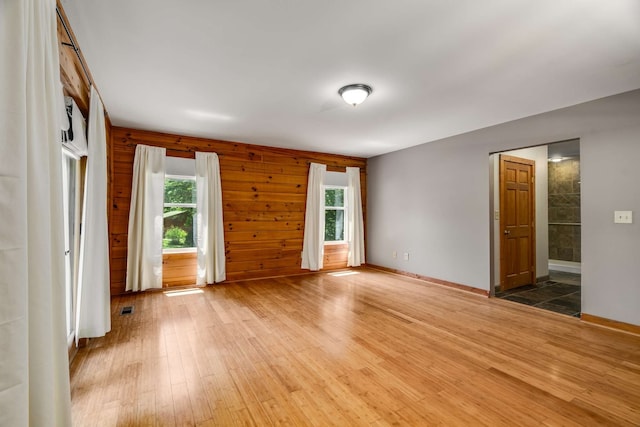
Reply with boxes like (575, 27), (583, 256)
(367, 89), (640, 326)
(581, 129), (640, 325)
(491, 146), (549, 287)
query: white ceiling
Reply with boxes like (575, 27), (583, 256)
(62, 0), (640, 158)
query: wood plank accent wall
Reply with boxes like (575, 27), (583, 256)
(109, 127), (367, 295)
(57, 0), (93, 117)
(163, 252), (198, 287)
(323, 243), (349, 270)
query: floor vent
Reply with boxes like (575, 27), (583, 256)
(120, 306), (134, 315)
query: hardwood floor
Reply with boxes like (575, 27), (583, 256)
(70, 268), (640, 426)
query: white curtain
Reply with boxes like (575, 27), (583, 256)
(195, 152), (226, 284)
(346, 167), (365, 266)
(126, 145), (166, 291)
(75, 86), (111, 342)
(301, 163), (326, 271)
(0, 0), (72, 424)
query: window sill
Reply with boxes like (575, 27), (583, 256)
(163, 247), (197, 254)
(324, 241), (347, 246)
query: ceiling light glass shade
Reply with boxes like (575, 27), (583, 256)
(339, 84), (372, 106)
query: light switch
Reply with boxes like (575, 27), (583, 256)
(614, 211), (633, 224)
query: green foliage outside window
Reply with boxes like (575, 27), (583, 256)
(163, 177), (197, 249)
(164, 178), (196, 204)
(325, 188), (345, 242)
(325, 188), (344, 207)
(164, 226), (188, 246)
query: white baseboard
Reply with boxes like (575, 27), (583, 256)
(548, 259), (581, 274)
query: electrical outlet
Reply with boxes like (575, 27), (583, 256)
(614, 211), (633, 224)
(403, 252), (409, 261)
(494, 210), (499, 220)
(392, 251), (397, 259)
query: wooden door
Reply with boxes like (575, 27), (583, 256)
(500, 155), (536, 291)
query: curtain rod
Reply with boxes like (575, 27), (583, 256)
(56, 6), (93, 88)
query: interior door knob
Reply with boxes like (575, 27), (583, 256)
(504, 230), (510, 235)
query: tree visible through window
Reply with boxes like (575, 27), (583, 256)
(164, 176), (197, 249)
(325, 187), (346, 242)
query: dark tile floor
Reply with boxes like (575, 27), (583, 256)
(495, 271), (581, 317)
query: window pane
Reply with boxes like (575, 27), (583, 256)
(163, 207), (196, 248)
(165, 177), (196, 204)
(325, 188), (344, 207)
(61, 153), (77, 338)
(325, 209), (345, 241)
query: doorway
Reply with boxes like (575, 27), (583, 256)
(490, 140), (581, 317)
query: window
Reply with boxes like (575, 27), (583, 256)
(164, 175), (197, 250)
(324, 186), (346, 242)
(61, 149), (80, 342)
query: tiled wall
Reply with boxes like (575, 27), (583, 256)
(548, 159), (581, 262)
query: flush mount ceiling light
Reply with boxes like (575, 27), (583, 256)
(338, 84), (372, 107)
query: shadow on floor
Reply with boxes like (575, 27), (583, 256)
(495, 271), (581, 317)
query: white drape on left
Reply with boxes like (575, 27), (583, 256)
(301, 163), (326, 271)
(0, 0), (72, 424)
(346, 167), (365, 266)
(195, 152), (226, 284)
(126, 145), (166, 291)
(76, 86), (111, 342)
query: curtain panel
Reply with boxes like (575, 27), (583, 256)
(195, 152), (226, 284)
(301, 163), (326, 271)
(0, 0), (72, 424)
(346, 167), (365, 266)
(75, 86), (111, 342)
(126, 145), (166, 291)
